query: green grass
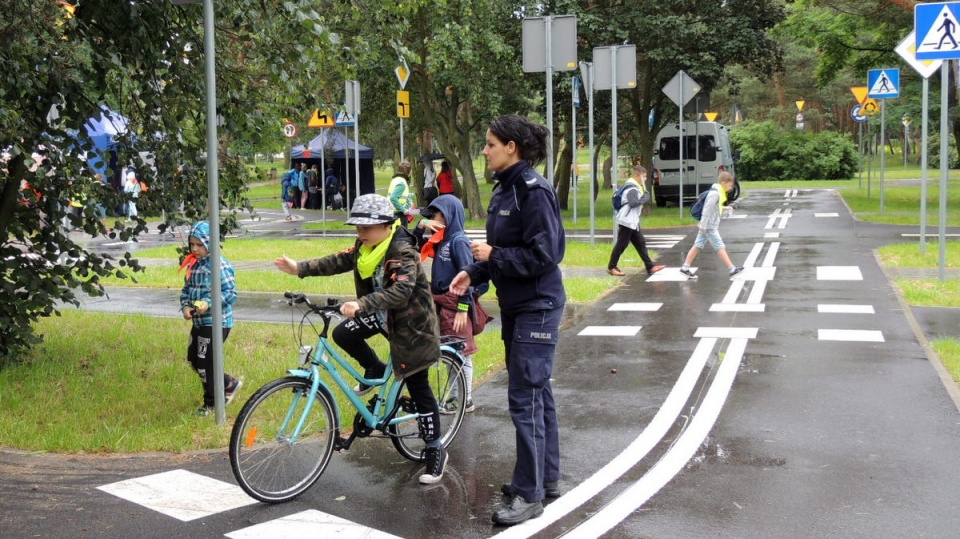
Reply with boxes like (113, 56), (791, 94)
(934, 339), (960, 387)
(0, 311), (506, 453)
(894, 278), (960, 308)
(877, 241), (960, 268)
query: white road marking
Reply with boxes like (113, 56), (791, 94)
(818, 329), (885, 342)
(226, 509), (404, 539)
(818, 304), (875, 314)
(577, 326), (642, 336)
(647, 267), (693, 282)
(97, 469), (257, 522)
(694, 326), (759, 339)
(815, 212), (839, 217)
(817, 266), (863, 280)
(561, 337), (750, 539)
(607, 303), (662, 312)
(490, 337), (720, 539)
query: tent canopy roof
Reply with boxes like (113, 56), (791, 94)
(291, 129), (373, 160)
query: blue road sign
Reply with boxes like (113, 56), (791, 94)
(851, 104), (867, 123)
(573, 76), (581, 107)
(916, 2), (960, 60)
(867, 68), (900, 98)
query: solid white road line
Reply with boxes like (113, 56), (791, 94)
(577, 326), (642, 336)
(489, 338), (720, 539)
(817, 266), (863, 280)
(562, 337), (749, 539)
(607, 302), (663, 312)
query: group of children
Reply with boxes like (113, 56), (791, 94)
(179, 191), (482, 484)
(178, 125), (741, 524)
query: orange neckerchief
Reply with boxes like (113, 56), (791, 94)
(420, 227), (446, 261)
(179, 253), (199, 278)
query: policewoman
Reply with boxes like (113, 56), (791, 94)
(450, 114), (566, 526)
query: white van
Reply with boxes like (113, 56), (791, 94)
(652, 121), (738, 208)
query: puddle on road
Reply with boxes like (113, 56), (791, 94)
(688, 436), (788, 470)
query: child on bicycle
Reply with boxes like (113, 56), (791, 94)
(179, 220), (243, 417)
(273, 194), (448, 484)
(414, 194), (485, 414)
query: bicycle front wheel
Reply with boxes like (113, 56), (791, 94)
(229, 377), (337, 503)
(389, 350), (467, 461)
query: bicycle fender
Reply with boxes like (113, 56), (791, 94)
(286, 368), (313, 378)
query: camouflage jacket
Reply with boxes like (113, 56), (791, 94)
(297, 227), (440, 379)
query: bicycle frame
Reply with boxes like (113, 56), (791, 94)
(280, 306), (464, 450)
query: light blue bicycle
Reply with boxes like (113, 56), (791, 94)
(229, 292), (468, 503)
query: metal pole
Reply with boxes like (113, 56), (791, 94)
(921, 76), (929, 255)
(353, 81), (361, 200)
(572, 77), (577, 224)
(880, 98), (886, 213)
(399, 117), (404, 163)
(343, 126), (351, 212)
(583, 61), (595, 245)
(678, 76), (685, 218)
(939, 63), (948, 281)
(320, 130), (326, 232)
(202, 0), (226, 424)
(610, 47), (618, 193)
(545, 16), (554, 184)
(858, 120), (863, 189)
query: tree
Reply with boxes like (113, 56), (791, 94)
(0, 0), (335, 360)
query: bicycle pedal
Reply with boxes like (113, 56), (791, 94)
(398, 396), (417, 414)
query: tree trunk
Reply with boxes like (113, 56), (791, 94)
(554, 115), (572, 210)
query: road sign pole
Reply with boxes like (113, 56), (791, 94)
(678, 75), (684, 219)
(399, 118), (404, 163)
(880, 98), (886, 213)
(921, 76), (930, 255)
(545, 16), (554, 185)
(939, 62), (948, 281)
(858, 121), (863, 189)
(572, 76), (577, 224)
(610, 47), (618, 193)
(579, 60), (596, 245)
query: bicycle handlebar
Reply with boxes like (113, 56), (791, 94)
(284, 292), (343, 316)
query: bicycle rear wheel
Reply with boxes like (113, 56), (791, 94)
(389, 350), (467, 461)
(229, 377), (337, 503)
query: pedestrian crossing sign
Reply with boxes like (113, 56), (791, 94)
(916, 2), (960, 60)
(867, 69), (899, 99)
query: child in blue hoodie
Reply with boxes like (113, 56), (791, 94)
(179, 221), (242, 416)
(415, 194), (486, 414)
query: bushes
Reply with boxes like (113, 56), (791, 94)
(730, 121), (858, 181)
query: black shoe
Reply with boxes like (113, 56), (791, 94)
(492, 495), (544, 526)
(729, 266), (744, 276)
(419, 445), (447, 484)
(500, 481), (561, 499)
(679, 267), (697, 278)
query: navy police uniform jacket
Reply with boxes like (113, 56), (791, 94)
(466, 160), (566, 313)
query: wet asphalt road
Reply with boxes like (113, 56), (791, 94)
(4, 188), (960, 539)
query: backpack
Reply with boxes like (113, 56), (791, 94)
(690, 188), (714, 221)
(612, 184), (630, 211)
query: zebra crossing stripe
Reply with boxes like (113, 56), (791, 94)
(225, 509), (404, 539)
(97, 469), (257, 521)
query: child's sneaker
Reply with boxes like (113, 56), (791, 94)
(225, 379), (243, 405)
(419, 445), (448, 484)
(463, 399), (476, 413)
(440, 398), (460, 415)
(679, 267), (697, 278)
(194, 405), (213, 417)
(729, 266), (744, 276)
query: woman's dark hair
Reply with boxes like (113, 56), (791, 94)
(440, 160), (451, 172)
(488, 114), (549, 165)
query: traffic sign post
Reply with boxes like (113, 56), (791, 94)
(897, 30), (942, 255)
(594, 44), (636, 193)
(523, 15), (578, 186)
(308, 109), (334, 128)
(282, 122), (297, 138)
(662, 70), (700, 217)
(395, 60), (410, 162)
(867, 68), (899, 213)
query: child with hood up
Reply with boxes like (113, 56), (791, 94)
(415, 194), (488, 414)
(179, 221), (242, 416)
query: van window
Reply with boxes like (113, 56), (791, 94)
(657, 135), (717, 162)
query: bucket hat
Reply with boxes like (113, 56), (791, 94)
(345, 194), (397, 225)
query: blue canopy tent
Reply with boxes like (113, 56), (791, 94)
(82, 107), (131, 188)
(291, 129), (375, 205)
